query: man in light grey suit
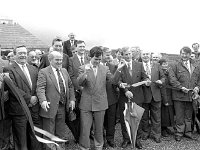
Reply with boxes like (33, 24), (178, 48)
(37, 51), (76, 150)
(78, 46), (124, 150)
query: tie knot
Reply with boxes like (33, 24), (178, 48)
(56, 69), (60, 72)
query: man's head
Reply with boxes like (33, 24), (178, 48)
(115, 49), (122, 61)
(52, 37), (63, 53)
(68, 33), (75, 40)
(141, 50), (151, 63)
(7, 52), (15, 63)
(180, 46), (192, 61)
(158, 58), (168, 70)
(121, 47), (132, 62)
(28, 50), (38, 65)
(190, 53), (195, 60)
(152, 53), (162, 63)
(89, 46), (103, 67)
(48, 51), (63, 69)
(76, 40), (86, 56)
(35, 49), (42, 59)
(13, 45), (28, 65)
(102, 47), (112, 63)
(192, 43), (199, 52)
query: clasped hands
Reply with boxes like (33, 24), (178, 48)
(181, 86), (199, 94)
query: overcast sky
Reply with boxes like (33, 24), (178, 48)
(1, 0), (200, 54)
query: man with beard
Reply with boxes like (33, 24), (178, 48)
(117, 47), (149, 149)
(68, 40), (89, 143)
(3, 45), (41, 150)
(37, 51), (76, 150)
(39, 37), (70, 71)
(169, 47), (200, 141)
(141, 50), (165, 143)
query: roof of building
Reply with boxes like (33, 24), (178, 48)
(0, 19), (48, 49)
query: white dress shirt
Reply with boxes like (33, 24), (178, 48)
(17, 63), (32, 88)
(77, 54), (85, 65)
(51, 66), (66, 93)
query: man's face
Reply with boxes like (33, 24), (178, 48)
(116, 51), (122, 60)
(152, 54), (160, 63)
(77, 42), (85, 55)
(91, 55), (102, 67)
(161, 62), (168, 70)
(50, 54), (63, 69)
(180, 50), (191, 61)
(190, 54), (195, 60)
(69, 34), (75, 40)
(53, 41), (63, 53)
(141, 52), (151, 63)
(15, 47), (27, 65)
(103, 51), (111, 63)
(193, 44), (199, 52)
(28, 51), (37, 65)
(123, 50), (132, 62)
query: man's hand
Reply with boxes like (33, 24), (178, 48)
(181, 87), (190, 93)
(117, 59), (126, 71)
(41, 101), (50, 112)
(193, 87), (199, 94)
(119, 83), (129, 89)
(155, 80), (162, 85)
(125, 91), (133, 99)
(145, 79), (151, 86)
(69, 101), (75, 110)
(30, 96), (38, 105)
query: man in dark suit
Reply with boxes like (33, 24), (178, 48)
(78, 46), (124, 150)
(141, 50), (165, 143)
(37, 51), (76, 150)
(169, 47), (200, 141)
(101, 47), (118, 148)
(3, 45), (41, 150)
(68, 40), (89, 143)
(63, 33), (78, 57)
(117, 48), (149, 149)
(39, 37), (70, 71)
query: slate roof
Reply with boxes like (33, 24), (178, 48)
(0, 20), (48, 50)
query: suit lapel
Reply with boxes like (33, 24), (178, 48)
(95, 65), (102, 85)
(26, 64), (34, 89)
(13, 62), (31, 90)
(48, 66), (60, 93)
(74, 55), (81, 67)
(61, 68), (68, 93)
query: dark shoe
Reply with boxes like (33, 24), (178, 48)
(175, 135), (182, 142)
(184, 134), (198, 140)
(142, 134), (149, 140)
(107, 141), (115, 148)
(152, 137), (161, 143)
(121, 140), (131, 148)
(162, 130), (168, 137)
(135, 140), (143, 149)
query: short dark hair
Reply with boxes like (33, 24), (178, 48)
(13, 45), (26, 55)
(89, 46), (103, 58)
(192, 43), (199, 48)
(76, 40), (85, 45)
(158, 58), (167, 65)
(52, 37), (62, 46)
(180, 46), (192, 54)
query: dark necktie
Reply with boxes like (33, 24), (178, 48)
(146, 63), (151, 79)
(56, 69), (65, 104)
(80, 57), (84, 65)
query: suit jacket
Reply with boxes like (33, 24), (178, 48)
(63, 40), (78, 57)
(77, 64), (120, 111)
(119, 61), (148, 104)
(3, 62), (39, 115)
(68, 54), (89, 90)
(39, 53), (70, 71)
(169, 59), (200, 101)
(37, 66), (76, 118)
(142, 62), (165, 103)
(105, 62), (119, 106)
